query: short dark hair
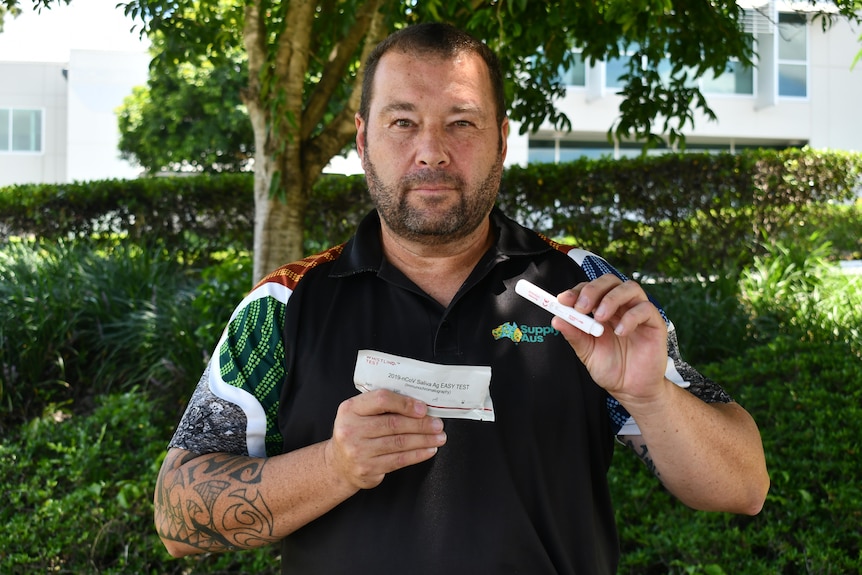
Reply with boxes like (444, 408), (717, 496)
(359, 22), (507, 128)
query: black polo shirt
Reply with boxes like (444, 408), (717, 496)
(170, 208), (731, 574)
(276, 208), (617, 574)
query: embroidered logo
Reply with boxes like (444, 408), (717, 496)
(492, 322), (560, 343)
(492, 322), (523, 343)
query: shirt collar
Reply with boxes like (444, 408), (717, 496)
(329, 207), (553, 278)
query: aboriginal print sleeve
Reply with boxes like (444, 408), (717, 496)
(168, 280), (290, 458)
(565, 248), (733, 437)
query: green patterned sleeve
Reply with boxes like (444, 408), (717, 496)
(168, 282), (291, 457)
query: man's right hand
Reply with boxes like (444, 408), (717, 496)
(325, 389), (447, 490)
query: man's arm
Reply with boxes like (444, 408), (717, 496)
(553, 274), (769, 515)
(154, 390), (447, 557)
(618, 386), (767, 514)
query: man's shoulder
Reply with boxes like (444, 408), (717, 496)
(525, 230), (619, 279)
(254, 243), (347, 292)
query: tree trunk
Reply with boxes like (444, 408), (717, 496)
(242, 0), (391, 284)
(244, 0), (312, 283)
(245, 74), (307, 282)
(251, 157), (306, 282)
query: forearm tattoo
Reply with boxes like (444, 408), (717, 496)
(624, 439), (661, 479)
(155, 450), (278, 551)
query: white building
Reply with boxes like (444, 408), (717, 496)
(0, 50), (149, 187)
(507, 3), (862, 165)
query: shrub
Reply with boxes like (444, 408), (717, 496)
(740, 233), (862, 355)
(2, 152), (861, 571)
(0, 172), (373, 261)
(0, 174), (255, 262)
(611, 237), (862, 572)
(498, 148), (862, 274)
(0, 389), (280, 574)
(3, 148), (860, 272)
(0, 241), (218, 429)
(646, 270), (752, 366)
(611, 336), (862, 574)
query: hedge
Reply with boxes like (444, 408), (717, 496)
(496, 148), (862, 273)
(1, 148), (860, 273)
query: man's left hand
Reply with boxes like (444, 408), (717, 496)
(552, 273), (668, 406)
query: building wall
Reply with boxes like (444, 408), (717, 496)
(0, 50), (148, 187)
(507, 12), (862, 166)
(808, 18), (862, 151)
(0, 61), (68, 186)
(66, 50), (150, 182)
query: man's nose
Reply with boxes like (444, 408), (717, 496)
(414, 126), (450, 167)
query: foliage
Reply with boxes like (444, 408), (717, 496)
(119, 0), (861, 278)
(0, 172), (375, 259)
(612, 335), (862, 574)
(3, 148), (860, 275)
(0, 232), (862, 575)
(303, 173), (375, 254)
(119, 0), (393, 277)
(0, 389), (280, 574)
(0, 2), (22, 32)
(772, 197), (862, 261)
(2, 195), (862, 571)
(0, 241), (210, 430)
(426, 0), (749, 147)
(739, 233), (862, 354)
(7, 0), (862, 278)
(612, 231), (862, 572)
(501, 148), (862, 274)
(117, 42), (254, 174)
(190, 248), (254, 344)
(0, 173), (255, 260)
(646, 270), (752, 366)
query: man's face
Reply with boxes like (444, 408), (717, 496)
(355, 50), (509, 245)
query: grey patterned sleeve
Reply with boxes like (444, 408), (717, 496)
(667, 325), (733, 404)
(574, 249), (734, 408)
(167, 363), (251, 456)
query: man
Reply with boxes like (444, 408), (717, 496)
(154, 22), (769, 574)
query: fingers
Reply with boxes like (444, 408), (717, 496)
(552, 274), (670, 399)
(349, 386), (430, 418)
(557, 274), (663, 336)
(329, 389), (447, 490)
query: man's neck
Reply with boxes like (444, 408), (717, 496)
(380, 218), (494, 308)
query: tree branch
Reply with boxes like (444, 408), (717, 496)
(302, 0), (387, 139)
(302, 0), (392, 185)
(275, 0), (315, 114)
(242, 0), (266, 108)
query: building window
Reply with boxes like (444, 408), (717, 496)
(527, 139), (668, 162)
(700, 33), (755, 96)
(0, 108), (43, 153)
(557, 52), (586, 87)
(604, 44), (673, 90)
(700, 60), (755, 95)
(604, 40), (754, 96)
(528, 139), (559, 163)
(777, 12), (807, 97)
(526, 139), (792, 163)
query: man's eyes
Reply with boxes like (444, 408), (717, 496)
(390, 119), (475, 128)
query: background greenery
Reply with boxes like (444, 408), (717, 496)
(1, 151), (860, 573)
(2, 148), (860, 273)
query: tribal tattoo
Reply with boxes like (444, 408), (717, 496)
(155, 450), (279, 552)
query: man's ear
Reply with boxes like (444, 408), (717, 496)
(500, 117), (509, 163)
(355, 113), (366, 159)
